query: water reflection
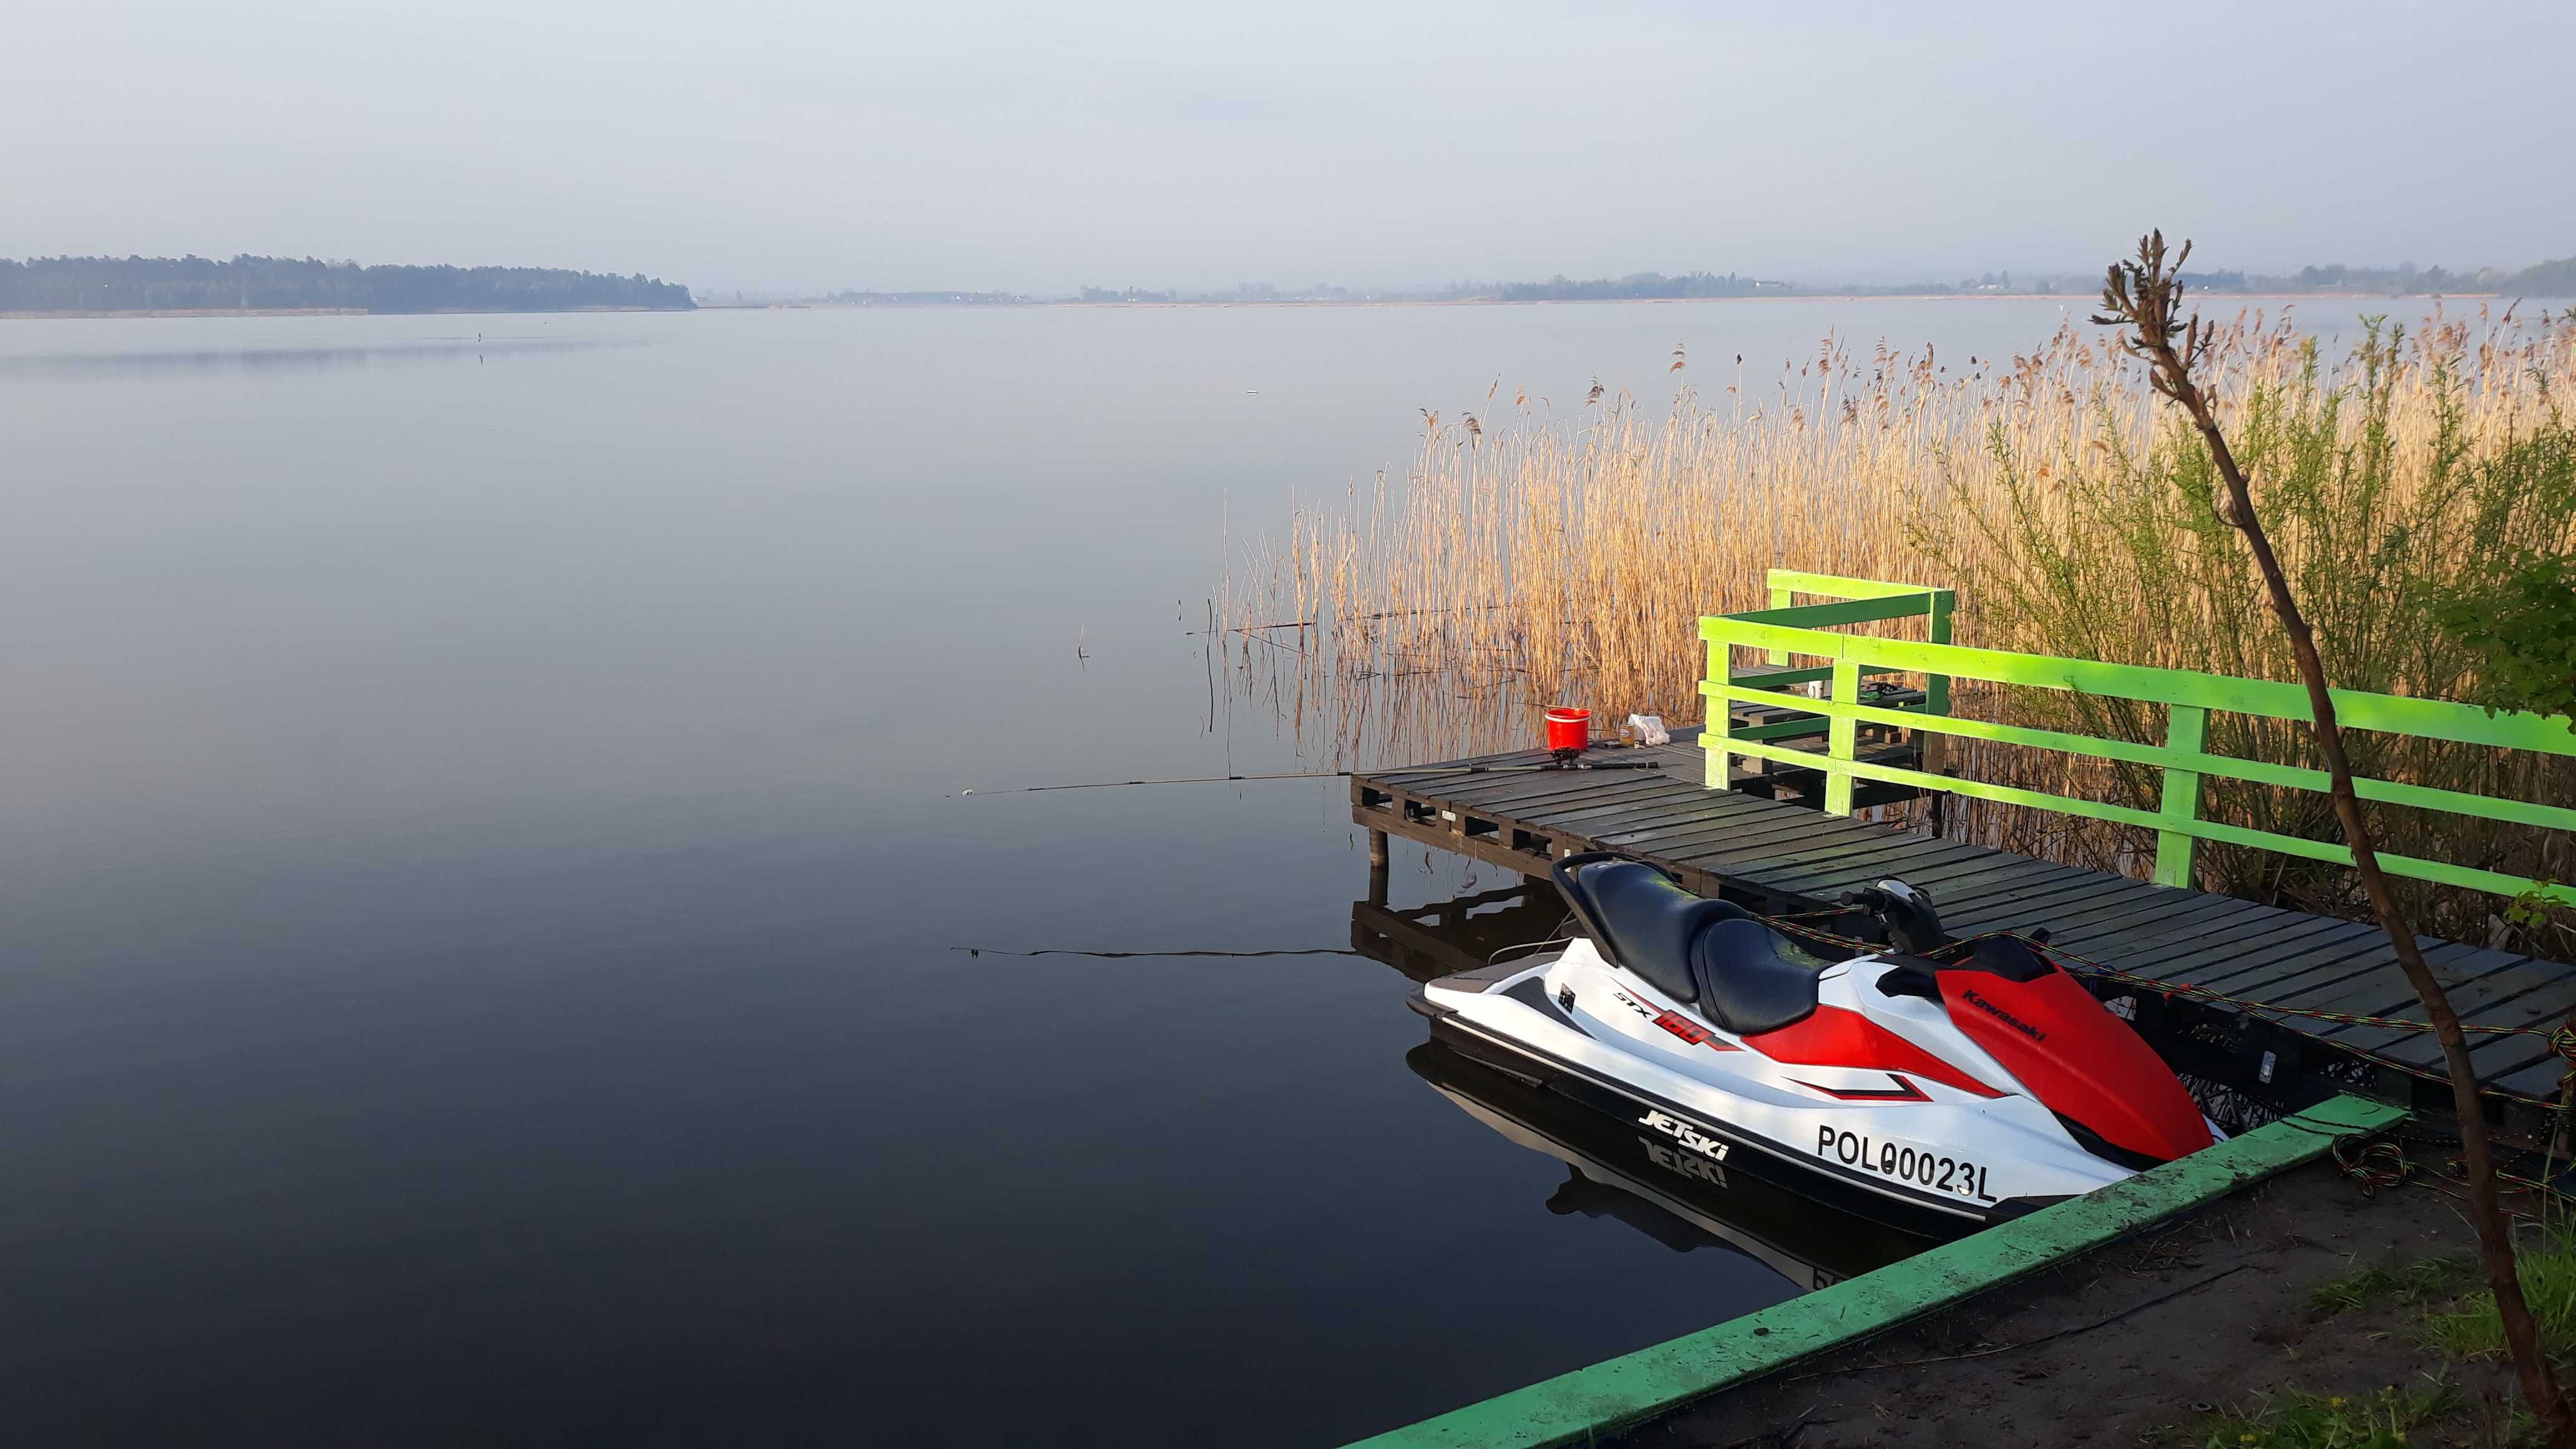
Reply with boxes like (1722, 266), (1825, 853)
(1406, 1041), (1936, 1291)
(0, 336), (640, 379)
(1350, 879), (1568, 983)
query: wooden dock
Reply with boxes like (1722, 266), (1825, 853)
(1352, 728), (2576, 1120)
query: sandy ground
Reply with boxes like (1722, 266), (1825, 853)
(1635, 1159), (2510, 1448)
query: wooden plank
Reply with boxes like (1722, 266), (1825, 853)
(2170, 920), (2403, 988)
(1943, 879), (2170, 935)
(2041, 892), (2289, 953)
(1365, 747), (1546, 783)
(1833, 854), (2097, 902)
(1515, 788), (1750, 832)
(1722, 831), (1974, 882)
(2075, 910), (2370, 982)
(2451, 1030), (2574, 1096)
(1448, 784), (1684, 832)
(1669, 818), (1919, 871)
(1763, 842), (2031, 901)
(1534, 788), (1768, 836)
(2112, 934), (2401, 1016)
(2489, 1052), (2576, 1101)
(1589, 811), (1793, 851)
(1638, 811), (1879, 862)
(2308, 952), (2547, 1048)
(2334, 967), (2576, 1070)
(2060, 901), (2338, 973)
(2155, 928), (2405, 997)
(1938, 877), (2169, 934)
(1921, 861), (2131, 909)
(1914, 863), (2133, 915)
(1421, 770), (1678, 813)
(2265, 944), (2507, 1038)
(2052, 893), (2320, 952)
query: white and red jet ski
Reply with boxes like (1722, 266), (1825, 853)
(1412, 851), (2216, 1229)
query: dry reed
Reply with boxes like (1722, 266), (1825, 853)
(1226, 306), (2576, 945)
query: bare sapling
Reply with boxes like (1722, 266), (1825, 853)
(2095, 230), (2572, 1445)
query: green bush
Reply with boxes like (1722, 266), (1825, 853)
(1923, 316), (2576, 945)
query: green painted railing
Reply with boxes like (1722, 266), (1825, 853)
(1703, 568), (1958, 766)
(1699, 570), (2576, 908)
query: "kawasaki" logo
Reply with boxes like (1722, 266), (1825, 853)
(1962, 988), (2047, 1043)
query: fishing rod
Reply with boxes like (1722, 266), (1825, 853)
(954, 757), (1664, 796)
(954, 945), (1365, 960)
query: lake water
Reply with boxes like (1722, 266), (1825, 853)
(0, 296), (2430, 1445)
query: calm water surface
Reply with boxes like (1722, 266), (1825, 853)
(0, 298), (2417, 1445)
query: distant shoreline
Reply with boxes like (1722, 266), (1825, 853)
(1, 305), (682, 320)
(708, 290), (2517, 310)
(6, 292), (2531, 321)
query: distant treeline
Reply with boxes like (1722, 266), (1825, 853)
(2174, 253), (2576, 297)
(829, 288), (1031, 306)
(1495, 271), (1786, 301)
(1, 255), (695, 313)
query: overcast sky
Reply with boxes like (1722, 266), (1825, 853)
(8, 0), (2571, 294)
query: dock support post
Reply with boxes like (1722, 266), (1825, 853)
(1825, 659), (1859, 816)
(1368, 829), (1389, 904)
(1920, 588), (1954, 776)
(1705, 635), (1734, 789)
(2154, 705), (2206, 888)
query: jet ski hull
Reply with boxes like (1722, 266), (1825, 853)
(1415, 941), (2164, 1231)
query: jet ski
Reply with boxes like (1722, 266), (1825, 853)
(1411, 851), (2217, 1230)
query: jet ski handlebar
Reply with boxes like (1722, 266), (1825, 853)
(1840, 881), (1952, 957)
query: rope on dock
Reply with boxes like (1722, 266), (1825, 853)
(956, 758), (1664, 796)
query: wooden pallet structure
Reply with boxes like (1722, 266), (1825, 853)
(1353, 570), (2576, 1126)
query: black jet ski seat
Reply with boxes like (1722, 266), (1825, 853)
(1559, 857), (1823, 1035)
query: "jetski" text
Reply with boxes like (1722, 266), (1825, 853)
(1636, 1110), (1730, 1161)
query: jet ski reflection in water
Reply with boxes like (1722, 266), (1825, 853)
(1408, 1040), (1936, 1290)
(1412, 851), (2218, 1231)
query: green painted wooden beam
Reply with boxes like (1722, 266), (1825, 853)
(1700, 734), (2576, 907)
(1700, 619), (2576, 756)
(2155, 705), (2207, 888)
(1698, 598), (2576, 907)
(1697, 682), (2576, 836)
(1342, 1095), (2406, 1449)
(1731, 594), (1939, 630)
(1765, 568), (1948, 603)
(1751, 571), (1953, 670)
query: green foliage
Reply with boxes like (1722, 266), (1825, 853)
(1495, 271), (1776, 301)
(0, 255), (694, 313)
(2417, 1221), (2576, 1362)
(2311, 1255), (2479, 1317)
(2507, 256), (2576, 299)
(1921, 315), (2576, 940)
(2190, 1383), (2459, 1448)
(2427, 550), (2576, 723)
(2508, 883), (2567, 931)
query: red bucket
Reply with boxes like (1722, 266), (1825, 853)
(1544, 706), (1591, 753)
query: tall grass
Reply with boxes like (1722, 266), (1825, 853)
(1227, 307), (2576, 947)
